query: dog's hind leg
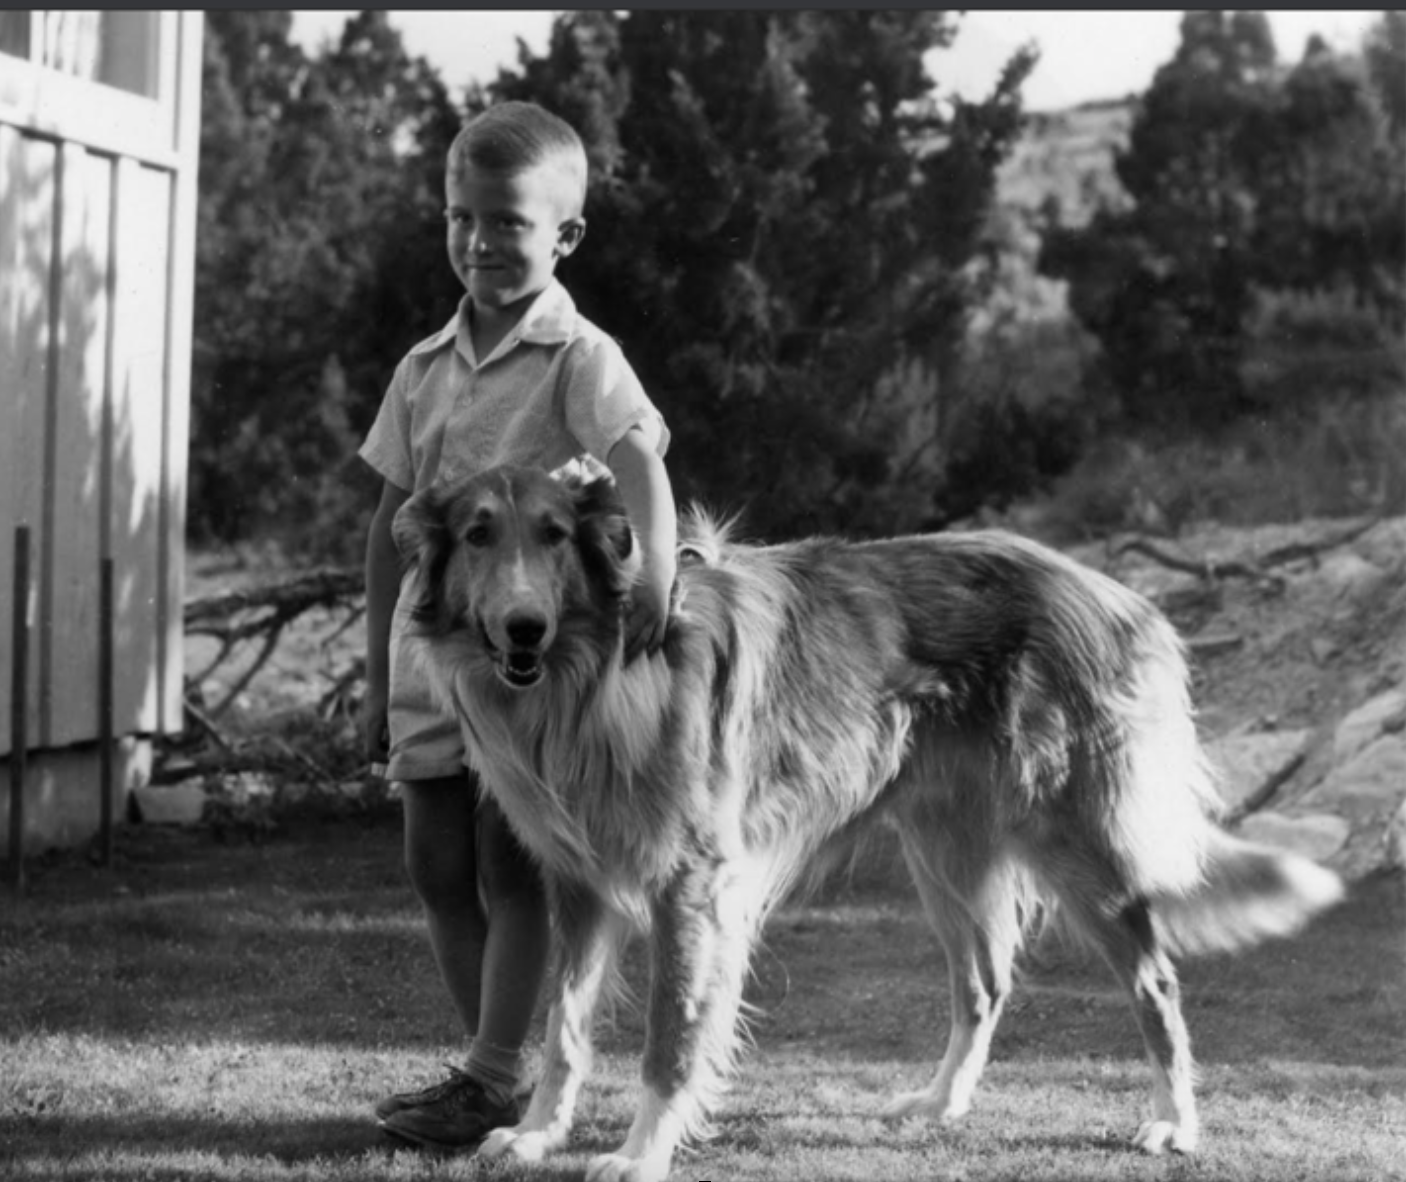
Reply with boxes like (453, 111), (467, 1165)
(881, 828), (1023, 1125)
(586, 856), (765, 1182)
(1077, 896), (1198, 1155)
(1039, 833), (1199, 1156)
(480, 891), (627, 1164)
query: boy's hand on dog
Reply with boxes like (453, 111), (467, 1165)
(624, 581), (670, 663)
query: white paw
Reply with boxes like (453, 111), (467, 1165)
(1133, 1119), (1198, 1155)
(585, 1151), (669, 1182)
(878, 1089), (967, 1124)
(478, 1125), (562, 1162)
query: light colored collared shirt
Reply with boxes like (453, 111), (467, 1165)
(360, 279), (667, 493)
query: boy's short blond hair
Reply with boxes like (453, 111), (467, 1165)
(449, 101), (588, 218)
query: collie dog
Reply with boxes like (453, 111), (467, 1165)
(393, 463), (1342, 1182)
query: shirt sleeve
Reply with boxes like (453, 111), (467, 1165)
(358, 357), (415, 492)
(562, 337), (670, 463)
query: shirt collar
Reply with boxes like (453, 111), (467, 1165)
(406, 280), (577, 361)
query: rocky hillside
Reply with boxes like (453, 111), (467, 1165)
(1072, 514), (1406, 880)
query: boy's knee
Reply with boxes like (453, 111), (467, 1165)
(405, 840), (478, 914)
(402, 777), (479, 912)
(476, 807), (546, 907)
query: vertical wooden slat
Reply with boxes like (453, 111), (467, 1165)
(0, 128), (56, 758)
(44, 143), (112, 747)
(108, 156), (170, 735)
(157, 11), (203, 735)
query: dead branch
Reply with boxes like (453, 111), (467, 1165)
(1258, 516), (1382, 570)
(185, 568), (363, 629)
(1112, 516), (1381, 589)
(1110, 537), (1268, 583)
(184, 567), (366, 717)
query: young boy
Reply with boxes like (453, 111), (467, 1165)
(360, 101), (676, 1151)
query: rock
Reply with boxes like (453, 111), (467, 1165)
(1315, 552), (1388, 601)
(131, 780), (208, 826)
(1310, 638), (1339, 666)
(1331, 689), (1406, 764)
(1207, 729), (1313, 816)
(1237, 812), (1351, 863)
(1296, 732), (1406, 878)
(1306, 734), (1406, 813)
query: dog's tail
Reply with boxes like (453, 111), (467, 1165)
(1149, 828), (1345, 957)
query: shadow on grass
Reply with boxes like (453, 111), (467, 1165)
(1, 1113), (621, 1182)
(3, 1112), (383, 1162)
(1, 818), (1402, 1074)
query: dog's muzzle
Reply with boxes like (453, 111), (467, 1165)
(485, 613), (550, 690)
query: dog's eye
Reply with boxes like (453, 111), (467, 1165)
(541, 523), (571, 546)
(464, 524), (491, 547)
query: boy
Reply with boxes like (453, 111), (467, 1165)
(360, 101), (676, 1151)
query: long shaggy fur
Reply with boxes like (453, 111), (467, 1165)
(393, 464), (1344, 1182)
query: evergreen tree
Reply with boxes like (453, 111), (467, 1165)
(1041, 11), (1278, 431)
(192, 11), (459, 548)
(497, 11), (1033, 536)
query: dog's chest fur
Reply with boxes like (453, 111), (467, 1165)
(443, 651), (695, 905)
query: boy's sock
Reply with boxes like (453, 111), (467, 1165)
(464, 1039), (521, 1107)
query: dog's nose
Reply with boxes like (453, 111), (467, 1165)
(505, 614), (547, 650)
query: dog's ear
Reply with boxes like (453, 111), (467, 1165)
(392, 487), (452, 629)
(572, 473), (637, 600)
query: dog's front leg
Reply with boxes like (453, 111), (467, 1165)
(587, 858), (761, 1182)
(480, 890), (626, 1164)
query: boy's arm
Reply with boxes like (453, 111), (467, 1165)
(364, 478), (410, 764)
(606, 425), (677, 662)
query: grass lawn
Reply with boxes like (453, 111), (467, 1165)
(1, 814), (1402, 1182)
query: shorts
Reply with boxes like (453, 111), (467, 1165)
(385, 578), (470, 783)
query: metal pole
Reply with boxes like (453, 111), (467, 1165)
(99, 555), (114, 866)
(9, 525), (30, 891)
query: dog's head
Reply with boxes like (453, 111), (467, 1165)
(393, 464), (637, 690)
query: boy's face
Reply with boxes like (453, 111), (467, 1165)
(445, 161), (585, 314)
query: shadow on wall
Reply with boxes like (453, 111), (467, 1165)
(1, 124), (173, 855)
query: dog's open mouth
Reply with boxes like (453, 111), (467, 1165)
(498, 649), (544, 689)
(480, 629), (544, 689)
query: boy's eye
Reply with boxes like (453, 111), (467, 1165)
(446, 210), (472, 227)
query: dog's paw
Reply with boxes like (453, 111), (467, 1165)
(585, 1151), (669, 1182)
(478, 1125), (563, 1162)
(1132, 1119), (1198, 1155)
(878, 1088), (968, 1124)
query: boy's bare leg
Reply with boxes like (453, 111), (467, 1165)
(401, 775), (490, 1038)
(468, 792), (552, 1093)
(381, 776), (550, 1148)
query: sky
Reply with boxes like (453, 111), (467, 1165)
(291, 10), (1382, 112)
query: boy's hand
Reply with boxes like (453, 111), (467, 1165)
(623, 573), (671, 663)
(362, 689), (390, 771)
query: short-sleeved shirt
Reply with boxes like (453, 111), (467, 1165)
(359, 278), (667, 495)
(361, 278), (668, 782)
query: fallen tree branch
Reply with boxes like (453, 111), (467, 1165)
(1110, 536), (1268, 583)
(1258, 516), (1382, 570)
(184, 567), (366, 717)
(1112, 516), (1382, 590)
(185, 568), (363, 629)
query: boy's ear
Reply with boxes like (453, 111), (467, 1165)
(556, 217), (586, 258)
